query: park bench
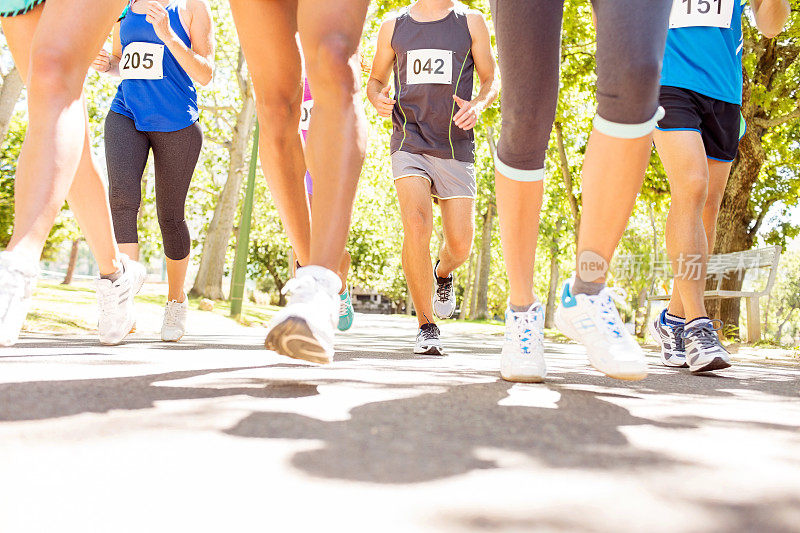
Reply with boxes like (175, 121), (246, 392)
(645, 245), (782, 342)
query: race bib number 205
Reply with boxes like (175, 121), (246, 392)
(120, 42), (165, 80)
(669, 0), (734, 28)
(406, 49), (453, 85)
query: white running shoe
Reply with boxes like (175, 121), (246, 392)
(264, 266), (340, 364)
(414, 323), (444, 355)
(96, 254), (146, 346)
(648, 309), (688, 368)
(554, 278), (647, 380)
(161, 293), (188, 342)
(501, 302), (546, 383)
(432, 260), (456, 319)
(683, 318), (732, 373)
(0, 251), (38, 347)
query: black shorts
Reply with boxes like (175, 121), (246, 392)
(656, 86), (744, 162)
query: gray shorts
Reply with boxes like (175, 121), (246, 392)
(391, 151), (476, 200)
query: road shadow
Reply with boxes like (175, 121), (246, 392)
(0, 367), (317, 422)
(225, 379), (692, 484)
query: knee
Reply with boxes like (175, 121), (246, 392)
(27, 46), (84, 101)
(109, 191), (140, 216)
(447, 237), (472, 265)
(256, 90), (302, 144)
(671, 174), (708, 208)
(305, 34), (359, 103)
(598, 57), (662, 124)
(403, 208), (433, 237)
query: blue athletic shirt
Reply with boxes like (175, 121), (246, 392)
(660, 0), (747, 105)
(110, 1), (199, 132)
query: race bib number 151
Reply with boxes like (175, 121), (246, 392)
(406, 49), (453, 85)
(669, 0), (734, 28)
(120, 42), (165, 80)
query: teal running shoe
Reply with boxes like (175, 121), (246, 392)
(337, 290), (354, 331)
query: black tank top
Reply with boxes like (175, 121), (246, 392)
(390, 5), (475, 163)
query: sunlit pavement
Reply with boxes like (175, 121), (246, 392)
(1, 313), (799, 532)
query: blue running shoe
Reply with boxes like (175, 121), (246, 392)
(648, 309), (688, 368)
(337, 290), (354, 331)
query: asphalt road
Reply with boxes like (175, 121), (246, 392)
(1, 313), (799, 532)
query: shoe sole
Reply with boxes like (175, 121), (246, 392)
(265, 316), (332, 364)
(690, 357), (731, 374)
(646, 320), (689, 368)
(555, 310), (647, 381)
(501, 372), (545, 383)
(414, 346), (444, 356)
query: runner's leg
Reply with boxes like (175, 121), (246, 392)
(105, 111), (150, 263)
(396, 176), (436, 327)
(298, 0), (369, 270)
(229, 0), (311, 265)
(2, 3), (122, 275)
(149, 122), (203, 302)
(437, 198), (474, 277)
(575, 0), (671, 289)
(703, 159), (733, 252)
(489, 0), (560, 309)
(4, 0), (128, 265)
(654, 130), (710, 322)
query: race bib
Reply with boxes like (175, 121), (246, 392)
(299, 99), (313, 132)
(406, 49), (453, 85)
(669, 0), (734, 28)
(120, 42), (165, 80)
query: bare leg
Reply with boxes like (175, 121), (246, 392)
(654, 130), (710, 321)
(575, 131), (653, 282)
(703, 159), (733, 252)
(2, 2), (123, 274)
(118, 243), (140, 261)
(396, 177), (435, 327)
(229, 0), (311, 265)
(298, 0), (369, 270)
(166, 257), (189, 302)
(436, 197), (474, 277)
(496, 174), (544, 308)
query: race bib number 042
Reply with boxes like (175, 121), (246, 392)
(406, 49), (453, 85)
(669, 0), (734, 28)
(120, 42), (165, 80)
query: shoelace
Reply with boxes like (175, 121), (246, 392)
(436, 277), (452, 302)
(672, 325), (686, 352)
(164, 301), (183, 328)
(420, 324), (440, 340)
(339, 297), (348, 316)
(682, 320), (724, 352)
(512, 309), (543, 355)
(592, 287), (628, 341)
(97, 281), (124, 314)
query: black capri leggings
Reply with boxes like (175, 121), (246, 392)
(490, 0), (672, 178)
(105, 111), (203, 260)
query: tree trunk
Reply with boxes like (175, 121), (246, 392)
(544, 220), (563, 328)
(62, 239), (80, 285)
(544, 250), (559, 329)
(190, 81), (255, 300)
(473, 205), (495, 320)
(554, 121), (581, 237)
(0, 67), (23, 143)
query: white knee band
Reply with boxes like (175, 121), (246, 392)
(494, 156), (545, 182)
(592, 106), (665, 139)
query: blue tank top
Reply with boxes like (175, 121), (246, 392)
(110, 1), (199, 132)
(661, 0), (746, 105)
